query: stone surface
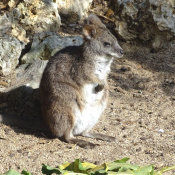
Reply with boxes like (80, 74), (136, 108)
(6, 8), (30, 44)
(0, 59), (47, 110)
(114, 0), (175, 48)
(0, 35), (25, 76)
(0, 60), (47, 122)
(0, 10), (29, 44)
(21, 32), (84, 64)
(0, 0), (61, 76)
(1, 0), (62, 42)
(0, 14), (11, 36)
(56, 0), (93, 22)
(15, 0), (61, 35)
(14, 59), (48, 89)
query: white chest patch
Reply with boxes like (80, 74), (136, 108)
(73, 83), (107, 135)
(94, 56), (113, 80)
(72, 56), (113, 135)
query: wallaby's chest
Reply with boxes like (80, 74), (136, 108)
(73, 83), (107, 135)
(83, 83), (103, 103)
(94, 56), (113, 80)
(72, 56), (112, 135)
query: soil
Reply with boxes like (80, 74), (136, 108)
(0, 40), (175, 174)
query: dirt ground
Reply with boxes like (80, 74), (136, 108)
(0, 40), (175, 174)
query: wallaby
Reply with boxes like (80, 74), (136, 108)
(39, 14), (124, 148)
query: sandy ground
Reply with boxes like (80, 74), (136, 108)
(0, 40), (175, 174)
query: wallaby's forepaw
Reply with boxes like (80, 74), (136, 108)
(95, 84), (104, 93)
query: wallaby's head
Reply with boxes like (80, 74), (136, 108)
(83, 14), (124, 59)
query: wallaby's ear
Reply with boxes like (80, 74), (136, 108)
(83, 25), (96, 40)
(86, 14), (106, 28)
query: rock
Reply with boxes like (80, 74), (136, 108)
(14, 59), (48, 89)
(0, 9), (29, 44)
(15, 0), (61, 35)
(150, 0), (175, 33)
(0, 59), (47, 109)
(0, 35), (25, 76)
(158, 129), (164, 133)
(56, 0), (93, 22)
(6, 7), (20, 25)
(6, 8), (30, 44)
(0, 14), (11, 36)
(8, 0), (18, 10)
(114, 0), (175, 48)
(21, 32), (83, 64)
(0, 0), (61, 42)
(0, 59), (47, 128)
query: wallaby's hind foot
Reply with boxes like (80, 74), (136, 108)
(65, 138), (99, 149)
(63, 132), (99, 149)
(81, 132), (117, 142)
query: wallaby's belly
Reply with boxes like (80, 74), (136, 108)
(73, 83), (107, 135)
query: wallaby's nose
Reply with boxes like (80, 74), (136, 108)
(120, 49), (124, 55)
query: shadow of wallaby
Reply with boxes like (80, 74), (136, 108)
(0, 85), (46, 131)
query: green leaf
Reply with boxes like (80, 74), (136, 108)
(42, 164), (67, 175)
(21, 170), (33, 175)
(42, 160), (89, 175)
(114, 158), (130, 163)
(3, 157), (173, 175)
(118, 167), (132, 172)
(62, 173), (88, 175)
(133, 165), (154, 175)
(1, 169), (20, 175)
(81, 162), (96, 170)
(106, 162), (139, 171)
(63, 159), (88, 174)
(107, 171), (135, 175)
(59, 162), (70, 170)
(87, 163), (107, 173)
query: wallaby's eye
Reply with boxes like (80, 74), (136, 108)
(103, 42), (111, 47)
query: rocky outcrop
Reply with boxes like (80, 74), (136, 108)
(1, 0), (61, 41)
(56, 0), (93, 22)
(0, 59), (47, 111)
(0, 60), (47, 127)
(114, 0), (175, 49)
(0, 0), (62, 76)
(21, 32), (84, 64)
(15, 0), (61, 36)
(14, 59), (48, 89)
(6, 8), (30, 44)
(0, 10), (29, 44)
(1, 0), (175, 76)
(0, 35), (25, 76)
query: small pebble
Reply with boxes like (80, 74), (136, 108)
(136, 147), (142, 152)
(140, 137), (146, 140)
(158, 129), (164, 133)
